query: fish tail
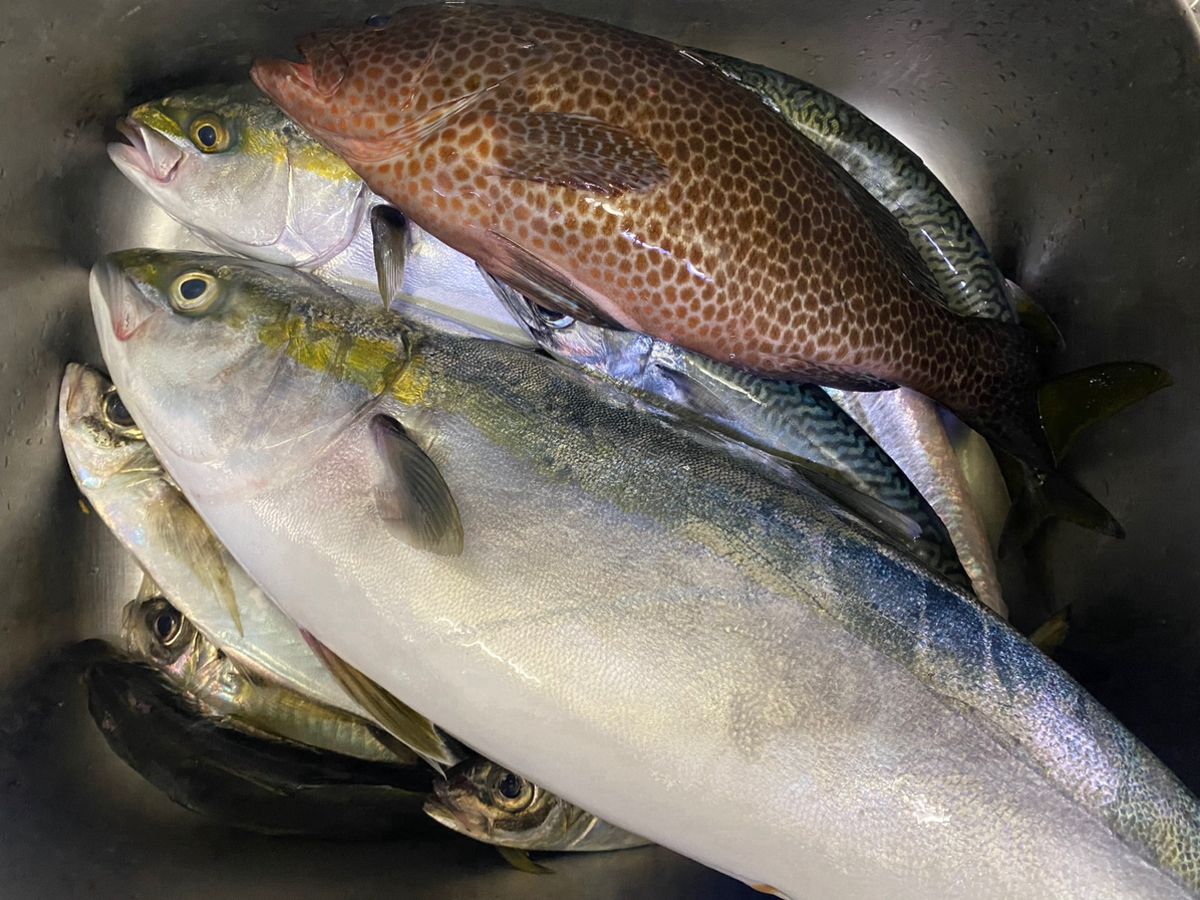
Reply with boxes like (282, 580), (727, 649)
(932, 317), (1054, 470)
(998, 359), (1171, 548)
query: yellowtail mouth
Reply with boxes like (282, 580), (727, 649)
(108, 119), (184, 185)
(89, 259), (157, 343)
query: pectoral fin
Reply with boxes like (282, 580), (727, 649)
(490, 111), (669, 196)
(301, 630), (461, 772)
(371, 205), (409, 309)
(485, 233), (620, 327)
(371, 414), (464, 556)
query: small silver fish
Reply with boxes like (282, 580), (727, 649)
(123, 583), (409, 764)
(426, 757), (649, 853)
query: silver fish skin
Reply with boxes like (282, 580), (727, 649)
(492, 283), (968, 593)
(107, 83), (532, 346)
(830, 388), (1008, 616)
(58, 363), (373, 720)
(91, 248), (1200, 900)
(123, 588), (409, 764)
(425, 757), (649, 852)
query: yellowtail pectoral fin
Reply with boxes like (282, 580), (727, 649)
(490, 111), (669, 196)
(301, 630), (461, 772)
(1038, 361), (1172, 465)
(370, 205), (409, 310)
(371, 414), (464, 557)
(496, 846), (553, 875)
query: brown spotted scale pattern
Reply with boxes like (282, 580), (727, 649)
(252, 4), (1047, 464)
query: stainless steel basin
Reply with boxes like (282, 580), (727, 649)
(1, 1), (1198, 895)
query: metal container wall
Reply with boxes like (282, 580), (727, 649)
(0, 1), (1197, 895)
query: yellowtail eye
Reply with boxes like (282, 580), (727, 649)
(169, 271), (219, 314)
(101, 387), (143, 439)
(189, 113), (231, 153)
(491, 771), (534, 812)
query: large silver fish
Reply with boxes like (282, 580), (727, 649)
(427, 756), (649, 853)
(90, 248), (1200, 899)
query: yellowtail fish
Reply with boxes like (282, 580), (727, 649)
(90, 247), (1200, 898)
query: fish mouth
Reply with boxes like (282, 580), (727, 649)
(107, 119), (184, 186)
(89, 257), (158, 344)
(424, 780), (490, 837)
(58, 362), (106, 431)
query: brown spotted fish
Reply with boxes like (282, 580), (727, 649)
(252, 3), (1051, 466)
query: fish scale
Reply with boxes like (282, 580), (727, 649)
(700, 51), (1018, 323)
(252, 3), (1051, 466)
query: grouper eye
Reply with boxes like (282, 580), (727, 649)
(169, 271), (220, 315)
(188, 113), (231, 153)
(364, 13), (391, 27)
(101, 387), (143, 439)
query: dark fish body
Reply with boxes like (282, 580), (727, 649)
(85, 654), (438, 839)
(252, 3), (1049, 465)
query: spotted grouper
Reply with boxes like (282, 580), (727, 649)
(252, 3), (1051, 466)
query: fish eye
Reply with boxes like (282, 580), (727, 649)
(145, 600), (185, 647)
(169, 271), (220, 314)
(188, 113), (231, 153)
(100, 387), (143, 439)
(492, 771), (534, 811)
(364, 13), (391, 27)
(532, 303), (574, 330)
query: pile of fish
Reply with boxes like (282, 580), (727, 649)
(59, 5), (1196, 897)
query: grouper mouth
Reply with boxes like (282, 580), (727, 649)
(108, 119), (184, 185)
